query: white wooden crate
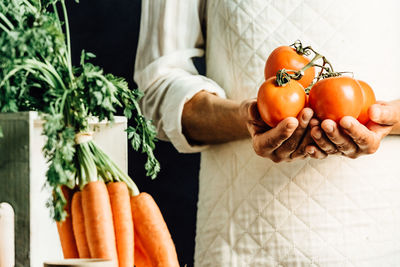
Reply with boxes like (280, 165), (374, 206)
(0, 112), (127, 267)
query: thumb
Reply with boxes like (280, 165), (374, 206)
(368, 103), (399, 126)
(244, 100), (271, 136)
(248, 100), (261, 121)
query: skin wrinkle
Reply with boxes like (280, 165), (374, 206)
(182, 90), (400, 162)
(135, 0), (400, 263)
(139, 2), (400, 160)
(307, 100), (400, 159)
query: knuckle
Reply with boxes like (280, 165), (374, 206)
(279, 131), (291, 140)
(271, 157), (282, 163)
(271, 151), (286, 163)
(325, 148), (337, 154)
(290, 152), (300, 159)
(255, 150), (264, 157)
(299, 119), (309, 129)
(291, 148), (306, 159)
(310, 118), (320, 127)
(348, 154), (359, 159)
(315, 153), (327, 159)
(316, 140), (328, 150)
(336, 142), (348, 151)
(247, 124), (255, 136)
(354, 135), (368, 145)
(265, 139), (278, 150)
(327, 134), (338, 142)
(266, 135), (283, 149)
(366, 145), (378, 154)
(284, 138), (298, 152)
(345, 148), (360, 159)
(253, 143), (263, 156)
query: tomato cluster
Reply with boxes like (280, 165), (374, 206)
(257, 43), (376, 127)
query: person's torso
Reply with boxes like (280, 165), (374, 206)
(194, 1), (400, 266)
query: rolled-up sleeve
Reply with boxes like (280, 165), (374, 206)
(134, 0), (226, 153)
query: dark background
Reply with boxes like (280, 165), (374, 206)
(67, 1), (201, 266)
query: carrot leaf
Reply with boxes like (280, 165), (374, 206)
(0, 0), (160, 221)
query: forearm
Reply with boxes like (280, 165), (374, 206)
(182, 91), (250, 144)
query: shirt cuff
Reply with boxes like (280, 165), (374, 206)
(161, 75), (226, 153)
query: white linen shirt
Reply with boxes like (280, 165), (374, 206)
(135, 0), (226, 153)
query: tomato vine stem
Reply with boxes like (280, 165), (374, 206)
(277, 41), (358, 94)
(277, 41), (339, 92)
(275, 53), (322, 87)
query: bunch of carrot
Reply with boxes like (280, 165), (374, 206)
(56, 140), (179, 267)
(1, 1), (174, 265)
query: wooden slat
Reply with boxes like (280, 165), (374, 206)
(0, 112), (30, 267)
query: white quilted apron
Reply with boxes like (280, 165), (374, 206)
(195, 1), (400, 266)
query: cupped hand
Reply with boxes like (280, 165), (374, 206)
(308, 101), (400, 158)
(241, 99), (319, 162)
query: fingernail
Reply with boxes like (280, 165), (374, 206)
(372, 108), (381, 120)
(313, 130), (321, 139)
(287, 122), (297, 130)
(325, 124), (334, 133)
(307, 147), (315, 155)
(302, 111), (311, 122)
(341, 119), (352, 129)
(381, 108), (388, 118)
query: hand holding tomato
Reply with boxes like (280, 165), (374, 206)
(308, 100), (400, 158)
(256, 41), (397, 160)
(241, 99), (321, 162)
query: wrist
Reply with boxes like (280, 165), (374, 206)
(238, 99), (254, 138)
(182, 90), (211, 142)
(182, 90), (251, 144)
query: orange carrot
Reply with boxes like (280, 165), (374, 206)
(71, 191), (91, 258)
(56, 186), (79, 259)
(134, 229), (152, 267)
(130, 192), (179, 267)
(107, 182), (134, 267)
(82, 181), (118, 263)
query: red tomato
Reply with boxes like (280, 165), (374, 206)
(257, 77), (306, 127)
(264, 46), (315, 89)
(308, 76), (363, 122)
(357, 80), (376, 125)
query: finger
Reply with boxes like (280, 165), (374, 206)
(247, 101), (270, 136)
(275, 108), (313, 158)
(310, 126), (337, 154)
(252, 117), (298, 156)
(369, 103), (400, 126)
(321, 119), (358, 157)
(340, 116), (376, 151)
(248, 100), (261, 121)
(290, 129), (313, 159)
(309, 118), (320, 128)
(305, 145), (327, 159)
(366, 121), (393, 139)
